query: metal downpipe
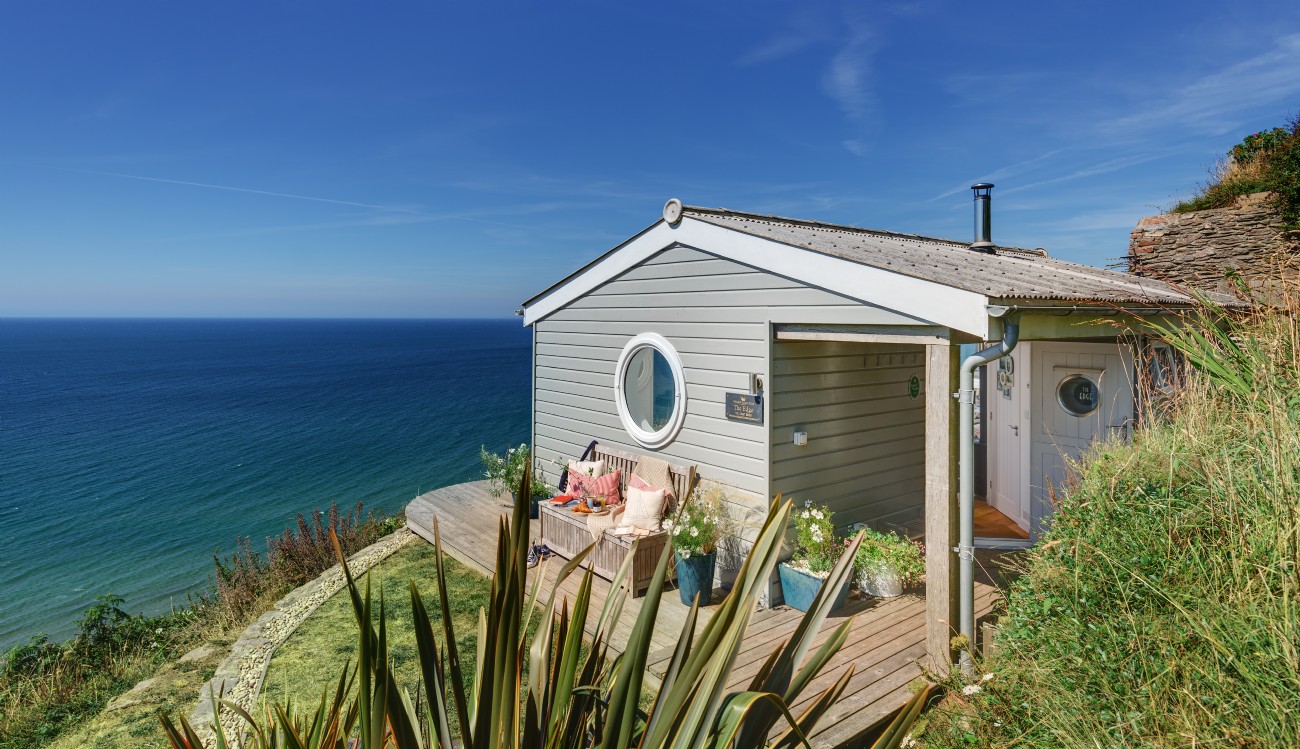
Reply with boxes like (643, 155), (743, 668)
(957, 313), (1020, 672)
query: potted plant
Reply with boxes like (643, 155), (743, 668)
(480, 443), (549, 518)
(853, 528), (924, 597)
(663, 484), (726, 606)
(778, 501), (850, 612)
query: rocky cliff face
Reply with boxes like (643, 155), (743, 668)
(1128, 192), (1297, 293)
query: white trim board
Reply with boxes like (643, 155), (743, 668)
(523, 218), (992, 338)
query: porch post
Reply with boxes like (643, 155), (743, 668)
(924, 341), (960, 674)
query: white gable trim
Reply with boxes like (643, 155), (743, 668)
(523, 217), (991, 337)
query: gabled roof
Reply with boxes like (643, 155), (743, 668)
(522, 203), (1235, 335)
(684, 206), (1225, 306)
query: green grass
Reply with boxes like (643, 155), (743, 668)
(262, 542), (491, 710)
(44, 644), (224, 749)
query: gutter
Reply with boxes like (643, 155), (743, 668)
(956, 308), (1020, 672)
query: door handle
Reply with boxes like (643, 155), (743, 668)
(1011, 425), (1019, 436)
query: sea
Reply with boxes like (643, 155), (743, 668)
(0, 318), (532, 650)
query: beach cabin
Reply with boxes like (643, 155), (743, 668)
(519, 189), (1214, 671)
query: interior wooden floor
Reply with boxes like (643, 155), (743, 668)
(974, 498), (1029, 539)
(406, 481), (1007, 748)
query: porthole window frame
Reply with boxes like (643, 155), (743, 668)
(613, 333), (687, 449)
(1056, 373), (1101, 417)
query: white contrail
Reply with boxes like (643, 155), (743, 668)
(41, 165), (537, 229)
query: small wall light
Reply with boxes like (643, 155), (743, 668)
(792, 431), (808, 446)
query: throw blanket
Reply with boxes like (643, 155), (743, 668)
(587, 505), (625, 540)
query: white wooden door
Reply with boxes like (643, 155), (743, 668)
(987, 345), (1030, 532)
(1029, 342), (1134, 538)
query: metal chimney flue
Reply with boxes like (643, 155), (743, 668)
(971, 183), (994, 252)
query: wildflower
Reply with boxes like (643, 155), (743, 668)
(900, 735), (917, 749)
(812, 509), (823, 519)
(803, 499), (812, 508)
(156, 627), (164, 634)
(690, 526), (699, 537)
(962, 684), (982, 696)
(982, 672), (994, 682)
(680, 549), (691, 559)
(810, 527), (823, 542)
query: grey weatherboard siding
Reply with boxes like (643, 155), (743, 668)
(770, 342), (926, 530)
(531, 245), (928, 528)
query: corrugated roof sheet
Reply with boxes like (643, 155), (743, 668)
(684, 205), (1237, 306)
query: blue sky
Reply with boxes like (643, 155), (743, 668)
(3, 2), (1300, 318)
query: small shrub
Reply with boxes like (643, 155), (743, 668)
(1173, 114), (1300, 229)
(789, 500), (839, 575)
(664, 483), (727, 558)
(852, 528), (924, 586)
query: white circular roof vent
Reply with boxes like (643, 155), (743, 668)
(663, 198), (683, 225)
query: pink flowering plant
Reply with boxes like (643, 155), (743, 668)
(664, 484), (726, 559)
(790, 500), (839, 576)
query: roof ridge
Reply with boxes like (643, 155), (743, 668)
(680, 204), (1043, 254)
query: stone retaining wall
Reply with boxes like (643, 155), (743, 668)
(188, 526), (417, 744)
(1128, 192), (1296, 292)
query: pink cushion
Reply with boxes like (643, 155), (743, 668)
(572, 468), (622, 504)
(628, 473), (674, 499)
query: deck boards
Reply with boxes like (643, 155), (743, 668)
(406, 481), (1004, 748)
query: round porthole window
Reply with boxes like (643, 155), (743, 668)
(1057, 374), (1100, 417)
(614, 333), (686, 448)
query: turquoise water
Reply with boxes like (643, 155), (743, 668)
(0, 318), (531, 649)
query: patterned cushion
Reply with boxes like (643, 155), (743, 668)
(585, 468), (622, 506)
(623, 485), (666, 531)
(569, 467), (620, 503)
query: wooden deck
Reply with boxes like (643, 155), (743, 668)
(406, 481), (1005, 748)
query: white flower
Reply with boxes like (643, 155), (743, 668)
(680, 549), (691, 559)
(803, 500), (812, 508)
(800, 510), (810, 520)
(663, 519), (674, 531)
(155, 627), (164, 634)
(900, 735), (917, 749)
(810, 527), (823, 542)
(508, 448), (515, 454)
(812, 509), (823, 519)
(690, 527), (699, 537)
(962, 684), (982, 696)
(981, 672), (994, 682)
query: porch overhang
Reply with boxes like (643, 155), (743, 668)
(773, 323), (952, 345)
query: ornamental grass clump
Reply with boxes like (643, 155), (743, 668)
(790, 501), (839, 576)
(663, 483), (725, 559)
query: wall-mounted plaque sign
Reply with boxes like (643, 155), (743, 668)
(724, 392), (764, 425)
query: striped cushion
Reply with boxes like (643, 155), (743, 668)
(572, 468), (621, 505)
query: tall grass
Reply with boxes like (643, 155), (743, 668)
(921, 288), (1300, 747)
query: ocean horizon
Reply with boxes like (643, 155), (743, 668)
(0, 317), (532, 650)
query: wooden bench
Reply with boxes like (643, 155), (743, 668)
(539, 444), (696, 597)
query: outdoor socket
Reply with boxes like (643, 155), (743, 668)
(792, 431), (808, 446)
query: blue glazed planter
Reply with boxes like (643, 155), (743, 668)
(676, 551), (716, 606)
(778, 562), (850, 612)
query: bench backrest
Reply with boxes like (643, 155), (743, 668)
(592, 444), (696, 514)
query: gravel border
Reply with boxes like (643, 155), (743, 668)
(187, 526), (417, 743)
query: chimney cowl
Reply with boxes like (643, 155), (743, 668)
(971, 183), (994, 252)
